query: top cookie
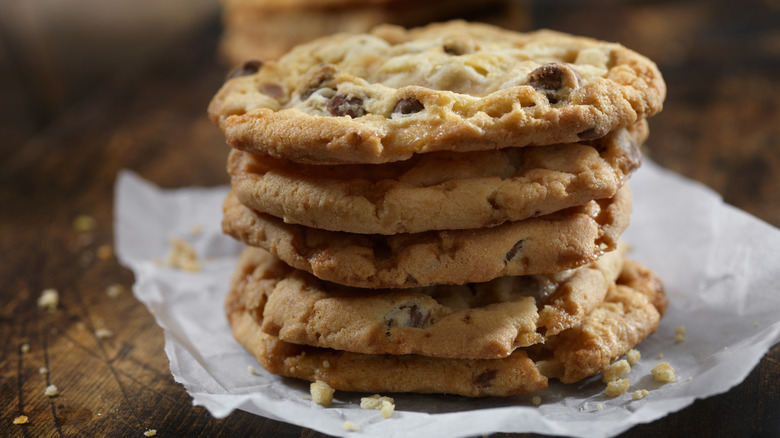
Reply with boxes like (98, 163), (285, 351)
(208, 20), (665, 164)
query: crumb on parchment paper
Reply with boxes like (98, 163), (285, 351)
(13, 415), (29, 425)
(632, 389), (649, 400)
(602, 359), (630, 383)
(674, 325), (686, 343)
(626, 349), (641, 366)
(158, 238), (201, 272)
(652, 362), (676, 383)
(605, 378), (630, 397)
(360, 394), (395, 418)
(343, 421), (360, 432)
(310, 380), (334, 406)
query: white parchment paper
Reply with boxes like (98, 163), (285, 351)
(115, 161), (780, 438)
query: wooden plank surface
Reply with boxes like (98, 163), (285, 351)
(2, 1), (779, 437)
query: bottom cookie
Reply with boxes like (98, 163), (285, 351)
(225, 255), (666, 397)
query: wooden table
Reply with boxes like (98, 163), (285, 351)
(2, 1), (779, 436)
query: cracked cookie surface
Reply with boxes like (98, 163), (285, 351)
(229, 121), (645, 234)
(208, 20), (665, 164)
(222, 184), (632, 288)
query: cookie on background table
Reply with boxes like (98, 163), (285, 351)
(218, 0), (527, 64)
(228, 121), (645, 234)
(208, 21), (665, 164)
(221, 185), (632, 289)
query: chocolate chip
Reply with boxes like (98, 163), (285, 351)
(527, 63), (582, 103)
(443, 44), (463, 55)
(261, 83), (285, 99)
(327, 94), (366, 118)
(228, 60), (262, 79)
(577, 127), (607, 140)
(401, 304), (431, 328)
(504, 240), (524, 262)
(474, 369), (498, 387)
(393, 98), (424, 115)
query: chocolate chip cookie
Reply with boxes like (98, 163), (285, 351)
(221, 184), (632, 288)
(209, 21), (665, 164)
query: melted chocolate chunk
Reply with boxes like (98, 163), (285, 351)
(504, 240), (525, 262)
(474, 369), (498, 387)
(261, 83), (285, 99)
(327, 95), (366, 118)
(393, 98), (425, 115)
(528, 63), (582, 103)
(228, 60), (262, 79)
(577, 127), (607, 140)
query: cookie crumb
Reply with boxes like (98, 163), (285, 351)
(531, 396), (542, 405)
(190, 224), (204, 236)
(674, 325), (686, 343)
(73, 215), (97, 232)
(361, 395), (395, 418)
(724, 328), (729, 335)
(652, 362), (676, 383)
(38, 289), (60, 311)
(605, 378), (630, 397)
(13, 415), (29, 425)
(602, 359), (630, 383)
(143, 429), (157, 437)
(343, 421), (360, 432)
(310, 380), (334, 406)
(596, 403), (603, 411)
(632, 389), (649, 400)
(657, 353), (664, 359)
(21, 343), (30, 354)
(248, 365), (257, 375)
(95, 328), (113, 339)
(97, 245), (113, 260)
(39, 367), (49, 375)
(164, 238), (201, 272)
(45, 384), (59, 397)
(754, 322), (760, 328)
(626, 349), (641, 366)
(106, 284), (124, 298)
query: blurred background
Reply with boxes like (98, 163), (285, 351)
(1, 0), (779, 224)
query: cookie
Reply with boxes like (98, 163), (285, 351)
(225, 256), (665, 397)
(218, 0), (521, 64)
(208, 21), (665, 164)
(228, 243), (625, 359)
(229, 121), (645, 234)
(530, 259), (667, 383)
(221, 184), (632, 288)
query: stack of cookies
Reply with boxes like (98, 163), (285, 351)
(217, 0), (527, 65)
(208, 21), (668, 397)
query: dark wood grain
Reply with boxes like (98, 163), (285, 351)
(1, 1), (779, 437)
